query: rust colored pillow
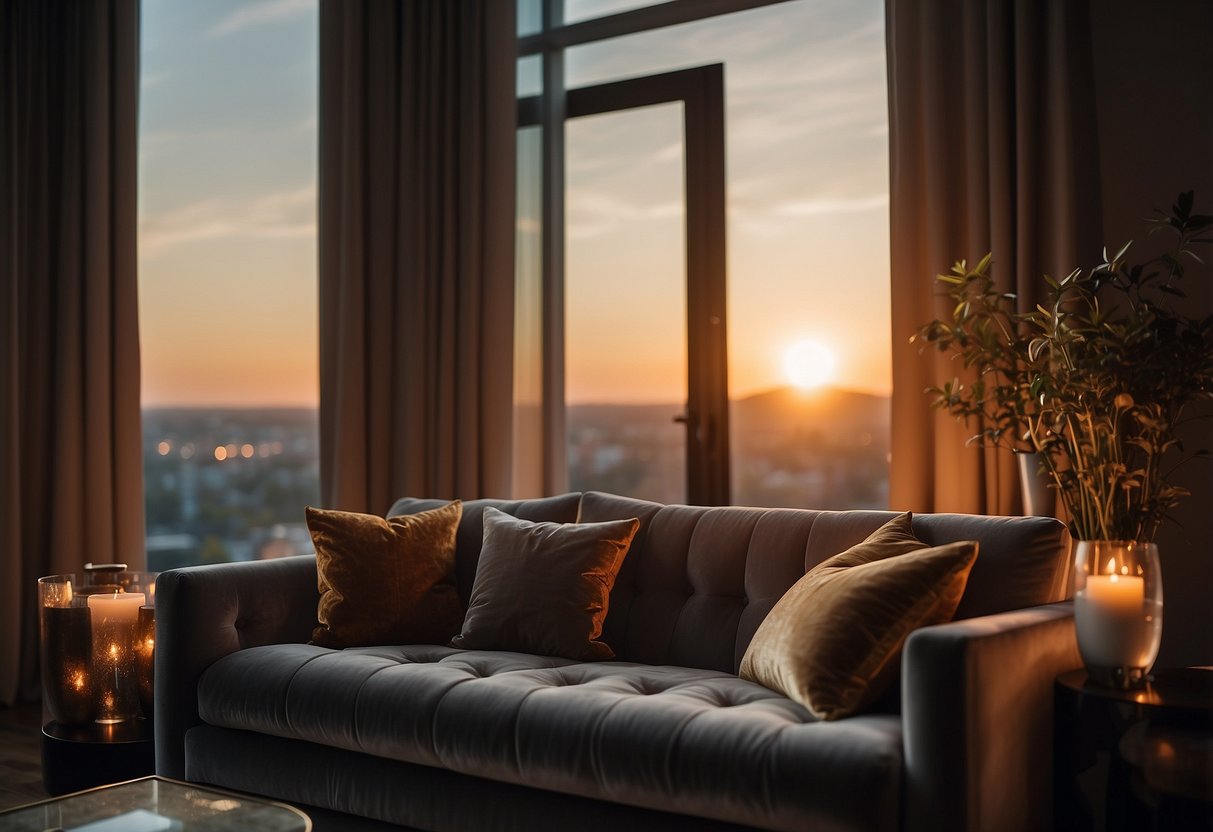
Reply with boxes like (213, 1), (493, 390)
(740, 512), (978, 720)
(450, 507), (639, 660)
(307, 501), (464, 648)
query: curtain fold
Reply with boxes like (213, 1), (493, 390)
(0, 0), (144, 705)
(319, 0), (516, 514)
(886, 0), (1102, 515)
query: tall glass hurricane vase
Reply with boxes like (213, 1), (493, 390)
(1073, 541), (1163, 689)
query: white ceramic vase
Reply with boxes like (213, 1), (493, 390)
(1016, 451), (1056, 517)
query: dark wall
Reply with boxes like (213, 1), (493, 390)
(1089, 0), (1213, 666)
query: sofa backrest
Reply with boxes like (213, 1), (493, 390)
(387, 491), (1071, 675)
(577, 492), (1072, 674)
(386, 493), (582, 608)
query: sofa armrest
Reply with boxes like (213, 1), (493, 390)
(902, 601), (1080, 832)
(154, 555), (320, 779)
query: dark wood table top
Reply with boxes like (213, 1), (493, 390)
(1057, 666), (1213, 715)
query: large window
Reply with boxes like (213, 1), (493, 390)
(138, 0), (319, 570)
(518, 0), (891, 508)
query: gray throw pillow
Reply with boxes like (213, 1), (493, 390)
(450, 507), (639, 660)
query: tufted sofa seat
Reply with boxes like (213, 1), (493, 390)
(194, 646), (903, 831)
(157, 492), (1081, 832)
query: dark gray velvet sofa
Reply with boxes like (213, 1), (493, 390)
(155, 491), (1080, 832)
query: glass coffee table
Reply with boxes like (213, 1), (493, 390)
(0, 776), (311, 831)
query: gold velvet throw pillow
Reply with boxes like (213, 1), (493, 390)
(307, 501), (464, 649)
(450, 507), (640, 660)
(739, 512), (978, 720)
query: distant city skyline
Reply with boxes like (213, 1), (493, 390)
(140, 389), (888, 568)
(138, 0), (889, 408)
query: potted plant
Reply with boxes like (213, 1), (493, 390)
(914, 191), (1213, 687)
(911, 252), (1054, 512)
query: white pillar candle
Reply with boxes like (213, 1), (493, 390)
(87, 592), (145, 722)
(86, 592), (145, 625)
(1083, 574), (1144, 612)
(1075, 575), (1148, 668)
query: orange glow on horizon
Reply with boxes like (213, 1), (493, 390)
(138, 0), (890, 411)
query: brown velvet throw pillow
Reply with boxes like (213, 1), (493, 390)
(450, 507), (640, 660)
(307, 501), (464, 649)
(739, 512), (978, 720)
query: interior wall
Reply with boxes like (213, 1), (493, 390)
(1088, 0), (1213, 667)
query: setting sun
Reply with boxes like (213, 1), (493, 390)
(783, 339), (836, 390)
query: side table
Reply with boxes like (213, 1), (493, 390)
(1054, 667), (1213, 832)
(42, 718), (155, 796)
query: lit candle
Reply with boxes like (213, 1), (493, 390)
(86, 592), (145, 626)
(1083, 574), (1144, 612)
(1075, 572), (1149, 669)
(43, 579), (73, 608)
(87, 592), (145, 723)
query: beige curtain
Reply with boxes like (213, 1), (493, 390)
(886, 0), (1102, 515)
(319, 0), (516, 514)
(0, 0), (144, 705)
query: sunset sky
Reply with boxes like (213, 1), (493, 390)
(138, 0), (889, 408)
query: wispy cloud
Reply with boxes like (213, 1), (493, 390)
(567, 189), (682, 241)
(208, 0), (312, 37)
(140, 70), (171, 89)
(773, 194), (889, 217)
(139, 185), (315, 256)
(728, 192), (889, 239)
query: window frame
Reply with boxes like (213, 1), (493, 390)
(519, 0), (799, 500)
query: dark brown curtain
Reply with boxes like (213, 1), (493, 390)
(319, 0), (516, 514)
(0, 0), (144, 705)
(886, 0), (1102, 515)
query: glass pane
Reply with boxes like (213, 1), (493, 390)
(567, 0), (890, 509)
(565, 0), (665, 24)
(139, 0), (320, 568)
(518, 0), (542, 35)
(513, 126), (544, 498)
(565, 104), (687, 503)
(518, 55), (543, 98)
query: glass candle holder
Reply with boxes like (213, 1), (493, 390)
(39, 571), (159, 728)
(1073, 540), (1163, 690)
(136, 604), (156, 717)
(38, 575), (95, 725)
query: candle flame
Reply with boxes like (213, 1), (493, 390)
(72, 671), (86, 690)
(109, 643), (119, 659)
(1105, 558), (1116, 573)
